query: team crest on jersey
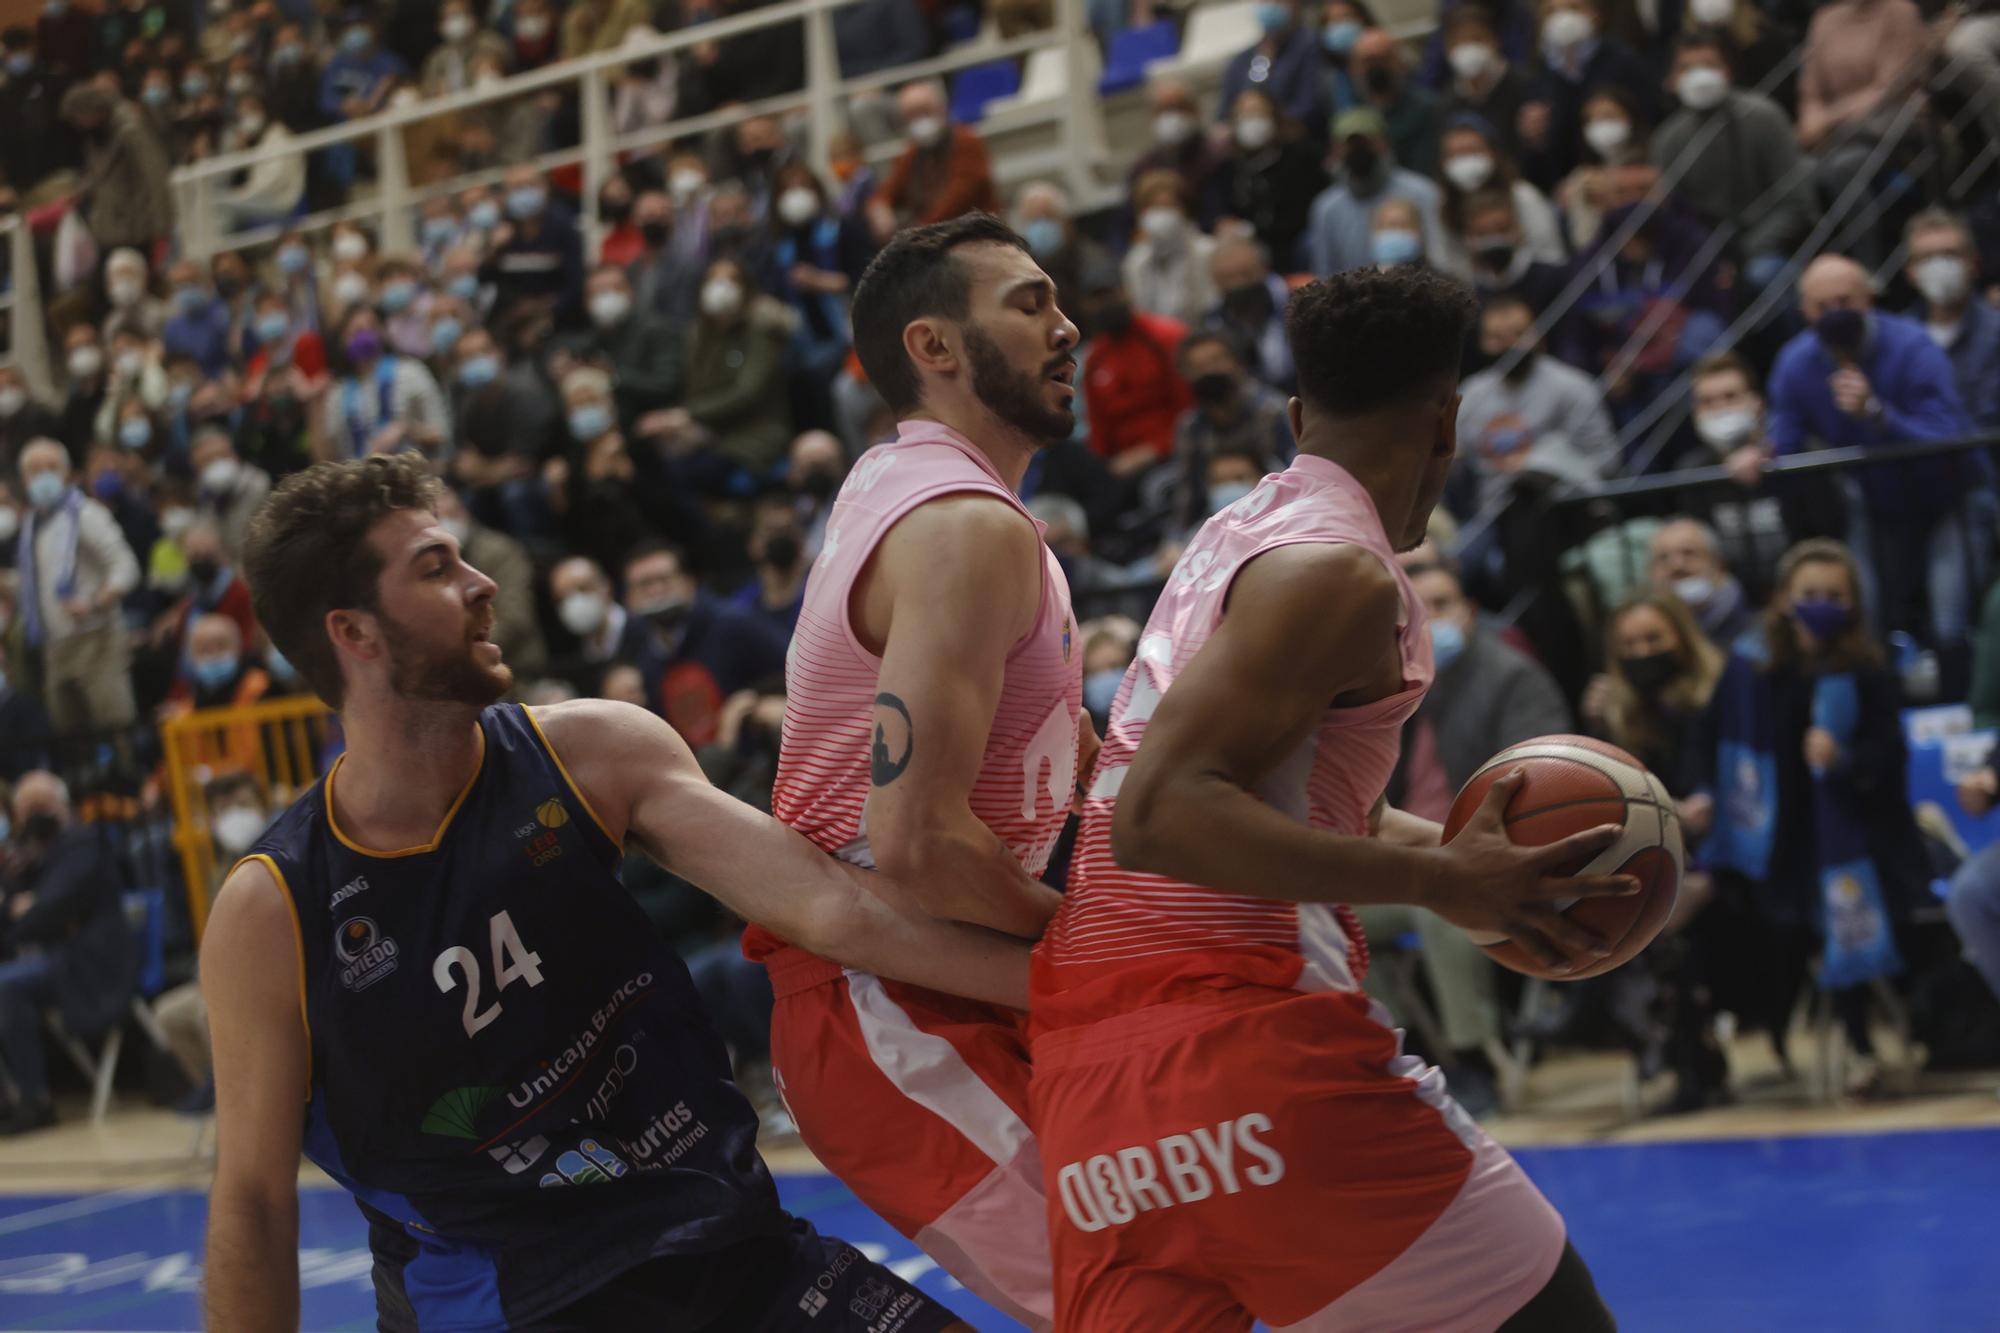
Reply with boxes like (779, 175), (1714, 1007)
(513, 797), (567, 867)
(334, 916), (399, 991)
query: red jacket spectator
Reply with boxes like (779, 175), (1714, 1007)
(1083, 311), (1192, 465)
(599, 221), (645, 269)
(874, 124), (1000, 228)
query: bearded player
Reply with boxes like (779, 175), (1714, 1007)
(748, 213), (1088, 1329)
(201, 455), (1027, 1331)
(1030, 269), (1627, 1330)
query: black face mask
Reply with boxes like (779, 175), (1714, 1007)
(1472, 239), (1516, 273)
(710, 224), (750, 254)
(1501, 348), (1537, 383)
(645, 601), (692, 634)
(1222, 281), (1274, 324)
(798, 467), (839, 500)
(1363, 66), (1397, 97)
(215, 272), (246, 299)
(639, 219), (670, 247)
(600, 198), (632, 224)
(1343, 141), (1380, 181)
(1191, 371), (1238, 405)
(20, 812), (62, 846)
(762, 531), (802, 570)
(1620, 650), (1679, 696)
(188, 557), (221, 585)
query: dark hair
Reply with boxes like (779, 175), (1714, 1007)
(1690, 350), (1755, 392)
(1286, 268), (1477, 416)
(851, 212), (1031, 415)
(326, 302), (379, 378)
(1442, 3), (1495, 38)
(1672, 29), (1731, 67)
(1761, 538), (1883, 673)
(242, 454), (439, 709)
(1177, 327), (1247, 372)
(621, 539), (687, 583)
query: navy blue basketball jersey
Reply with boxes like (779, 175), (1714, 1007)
(248, 704), (783, 1331)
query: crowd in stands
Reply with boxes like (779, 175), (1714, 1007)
(3, 0), (2000, 1134)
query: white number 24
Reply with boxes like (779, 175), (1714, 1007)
(432, 910), (545, 1037)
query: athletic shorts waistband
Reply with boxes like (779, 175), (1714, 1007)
(1031, 987), (1325, 1070)
(760, 946), (849, 999)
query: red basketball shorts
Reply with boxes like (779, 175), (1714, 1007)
(1029, 986), (1565, 1332)
(763, 947), (1053, 1331)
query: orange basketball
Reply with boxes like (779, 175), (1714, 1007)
(1440, 734), (1683, 980)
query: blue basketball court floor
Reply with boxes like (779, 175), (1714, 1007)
(0, 1126), (1995, 1331)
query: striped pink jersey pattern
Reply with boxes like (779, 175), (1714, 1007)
(760, 421), (1083, 949)
(1035, 453), (1434, 1025)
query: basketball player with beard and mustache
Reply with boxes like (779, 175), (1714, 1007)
(744, 213), (1092, 1330)
(199, 454), (1029, 1333)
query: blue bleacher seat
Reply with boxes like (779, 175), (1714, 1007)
(1099, 20), (1180, 95)
(951, 60), (1021, 126)
(943, 4), (981, 45)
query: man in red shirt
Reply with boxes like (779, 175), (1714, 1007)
(867, 79), (1000, 237)
(1078, 264), (1193, 479)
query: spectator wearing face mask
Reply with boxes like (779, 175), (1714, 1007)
(549, 554), (656, 693)
(1553, 86), (1652, 251)
(623, 540), (790, 747)
(1307, 107), (1444, 277)
(190, 427), (271, 561)
(1129, 80), (1228, 228)
(162, 609), (270, 713)
(1351, 27), (1442, 177)
(1123, 173), (1217, 328)
(1900, 209), (2000, 433)
(1647, 514), (1756, 650)
(868, 78), (1000, 237)
(732, 493), (811, 639)
(311, 304), (452, 462)
(422, 0), (509, 96)
(1651, 34), (1814, 299)
(1368, 197), (1431, 271)
(216, 89), (304, 232)
(59, 326), (111, 467)
(1210, 87), (1329, 271)
(101, 247), (165, 342)
(566, 268), (681, 428)
(97, 328), (170, 450)
(1683, 0), (1801, 116)
(1693, 352), (1785, 503)
(86, 441), (159, 571)
(1078, 266), (1194, 482)
(641, 259), (794, 485)
(373, 254), (435, 359)
(16, 439), (140, 733)
(1219, 0), (1330, 148)
(0, 369), (62, 474)
(1012, 180), (1111, 318)
(1455, 294), (1618, 512)
(168, 519), (258, 652)
(1433, 113), (1565, 279)
(1767, 255), (1990, 651)
(161, 259), (233, 377)
(1205, 236), (1297, 394)
(1454, 186), (1569, 322)
(627, 188), (704, 323)
(59, 81), (177, 259)
(320, 10), (406, 127)
(481, 164), (585, 327)
(784, 428), (845, 557)
(1517, 0), (1659, 191)
(1437, 5), (1536, 161)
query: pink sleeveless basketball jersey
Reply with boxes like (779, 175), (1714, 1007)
(1035, 452), (1434, 1027)
(749, 421), (1083, 963)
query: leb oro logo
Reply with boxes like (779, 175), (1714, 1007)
(335, 916), (401, 991)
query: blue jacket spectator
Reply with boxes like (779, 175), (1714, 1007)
(162, 262), (235, 378)
(318, 14), (408, 123)
(1306, 108), (1444, 276)
(1901, 210), (2000, 434)
(1218, 2), (1330, 147)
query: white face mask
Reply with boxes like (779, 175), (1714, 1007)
(1672, 574), (1717, 607)
(588, 289), (631, 328)
(1676, 66), (1729, 111)
(68, 346), (103, 379)
(1912, 255), (1971, 307)
(161, 506), (196, 538)
(515, 13), (549, 39)
(907, 115), (945, 148)
(213, 805), (267, 855)
(776, 187), (820, 228)
(1688, 0), (1733, 24)
(1543, 9), (1594, 50)
(114, 350), (142, 379)
(0, 507), (17, 542)
(1448, 42), (1494, 81)
(1442, 152), (1494, 191)
(332, 231), (369, 262)
(332, 272), (370, 307)
(669, 168), (706, 202)
(559, 589), (608, 636)
(701, 278), (743, 319)
(109, 278), (143, 307)
(0, 386), (22, 417)
(1153, 110), (1195, 146)
(1694, 405), (1757, 449)
(442, 12), (473, 40)
(239, 114), (265, 138)
(1234, 116), (1275, 151)
(202, 457), (242, 493)
(1583, 117), (1630, 156)
(1139, 207), (1184, 243)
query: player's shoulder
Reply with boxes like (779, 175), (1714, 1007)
(527, 698), (678, 760)
(1229, 540), (1402, 642)
(880, 490), (1041, 574)
(205, 854), (302, 977)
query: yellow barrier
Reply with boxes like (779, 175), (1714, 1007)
(160, 694), (334, 941)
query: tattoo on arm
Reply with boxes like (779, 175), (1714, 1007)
(871, 693), (914, 786)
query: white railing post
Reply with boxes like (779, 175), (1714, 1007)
(8, 222), (53, 403)
(376, 123), (416, 253)
(803, 0), (842, 176)
(581, 64), (611, 258)
(1054, 0), (1099, 202)
(179, 175), (214, 261)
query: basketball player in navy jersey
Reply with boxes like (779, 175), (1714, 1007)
(202, 455), (1023, 1331)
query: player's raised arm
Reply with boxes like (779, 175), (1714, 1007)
(1112, 542), (1634, 970)
(856, 494), (1064, 938)
(538, 699), (1030, 1008)
(202, 858), (308, 1332)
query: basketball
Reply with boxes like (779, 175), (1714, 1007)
(1441, 735), (1684, 981)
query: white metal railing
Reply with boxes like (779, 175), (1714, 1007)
(168, 0), (1102, 262)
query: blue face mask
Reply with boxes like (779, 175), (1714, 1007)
(379, 280), (417, 313)
(421, 216), (458, 247)
(190, 656), (238, 690)
(169, 380), (195, 409)
(430, 317), (463, 355)
(1022, 218), (1064, 259)
(5, 53), (32, 75)
(1371, 229), (1422, 267)
(1322, 19), (1362, 52)
(342, 26), (371, 53)
(468, 200), (500, 230)
(92, 470), (124, 500)
(506, 186), (546, 220)
(448, 272), (480, 301)
(1815, 307), (1869, 359)
(118, 417), (152, 450)
(1429, 617), (1466, 668)
(26, 472), (66, 510)
(1255, 1), (1291, 33)
(182, 74), (207, 97)
(142, 84), (170, 106)
(1082, 667), (1124, 719)
(276, 244), (309, 275)
(175, 286), (206, 316)
(273, 43), (303, 66)
(568, 403), (611, 442)
(1791, 596), (1852, 643)
(458, 353), (499, 387)
(1206, 479), (1255, 515)
(254, 310), (289, 343)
